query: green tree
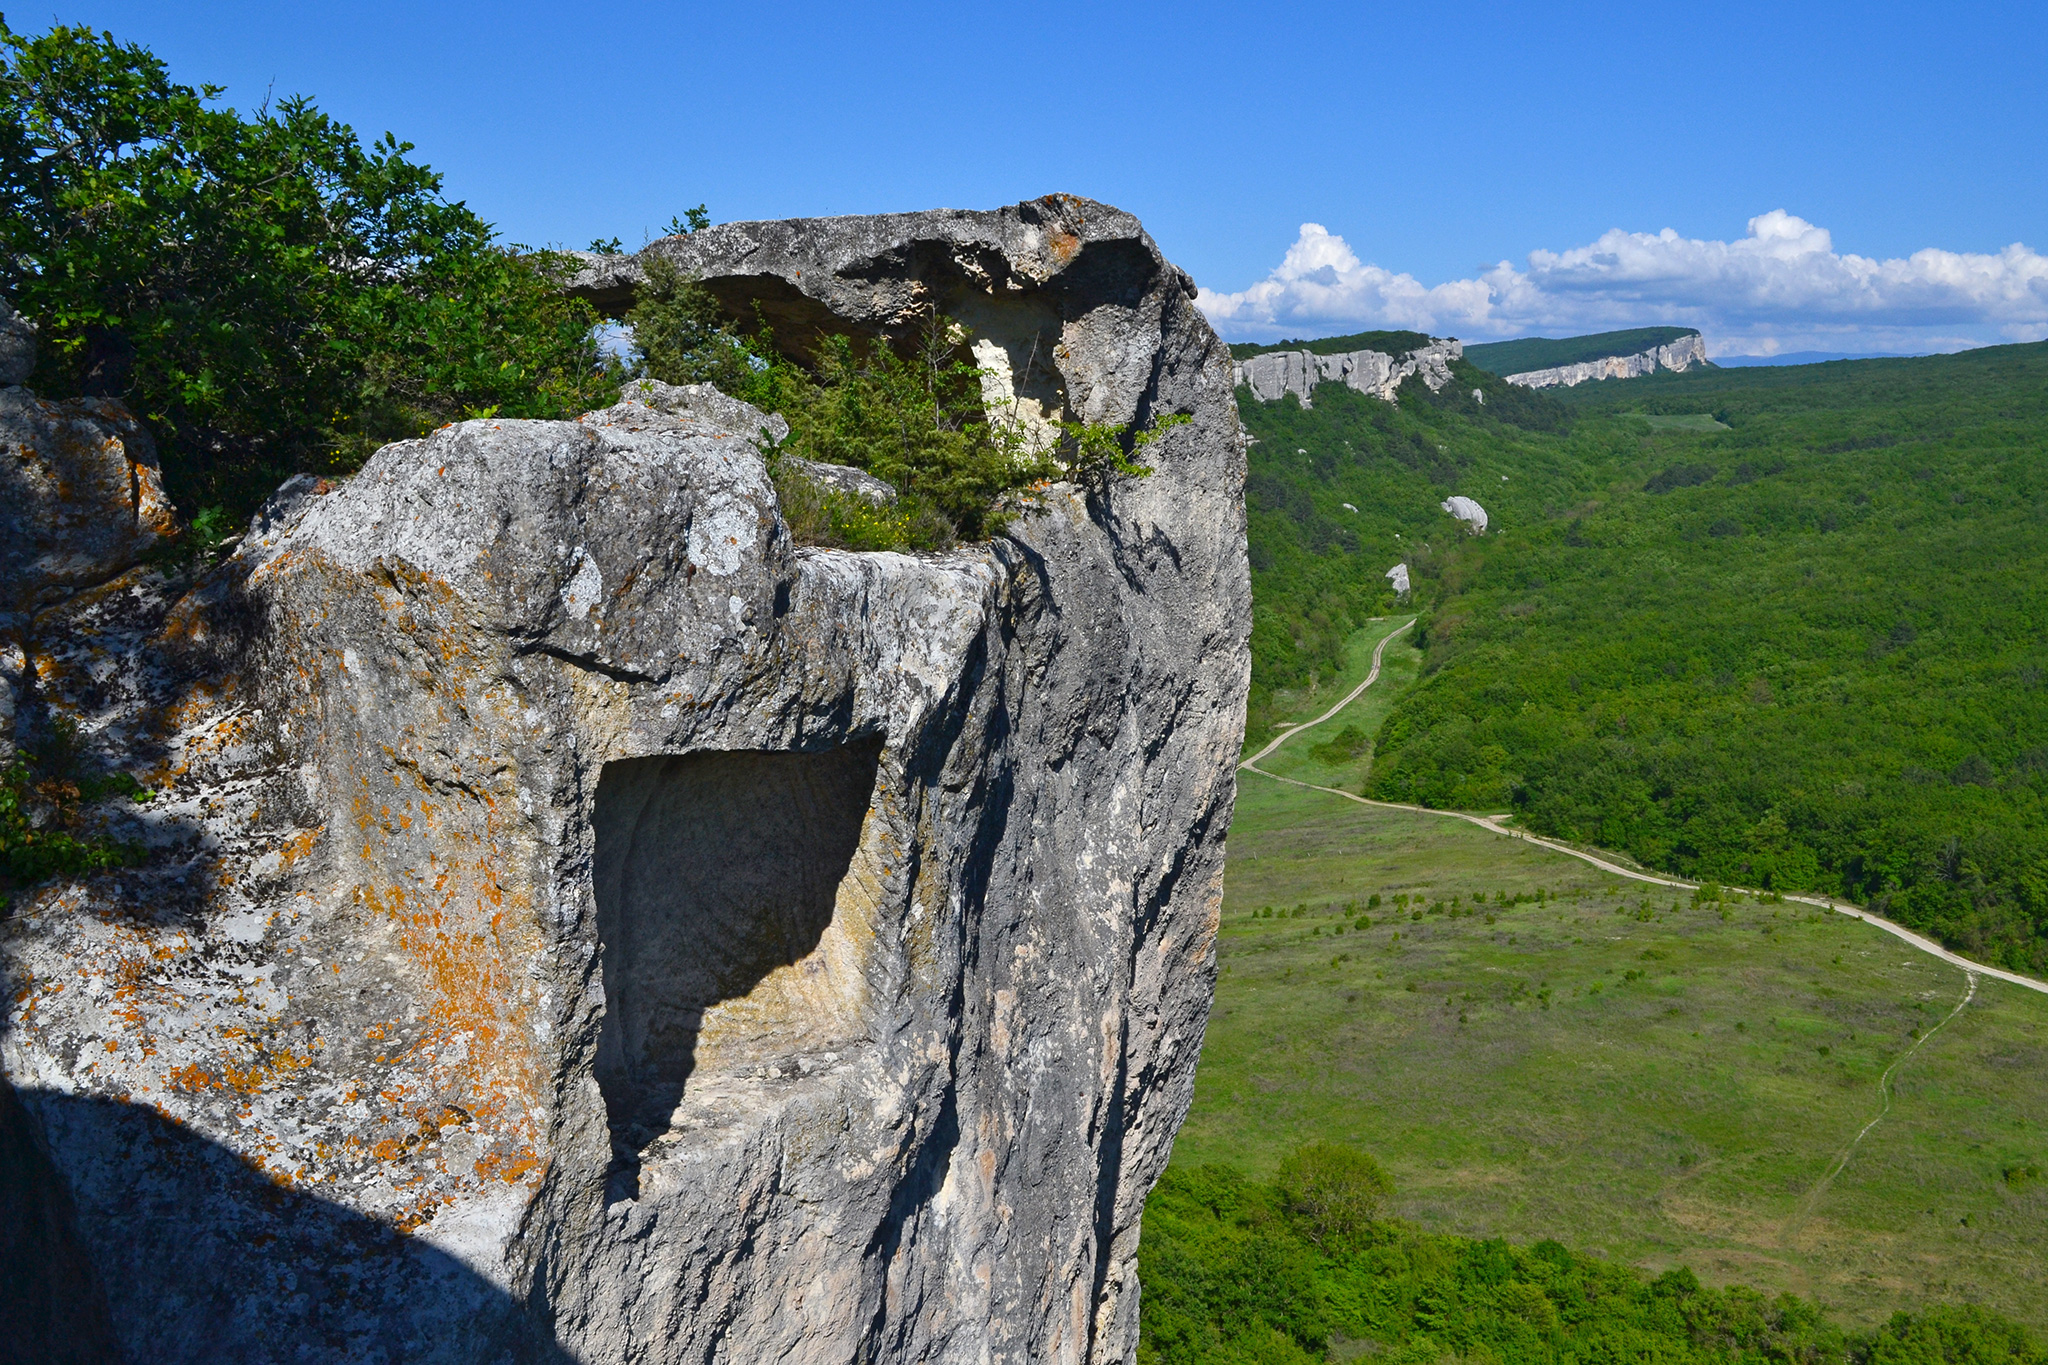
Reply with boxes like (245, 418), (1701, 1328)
(0, 19), (616, 516)
(1275, 1141), (1393, 1250)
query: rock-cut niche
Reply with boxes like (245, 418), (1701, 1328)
(591, 740), (883, 1196)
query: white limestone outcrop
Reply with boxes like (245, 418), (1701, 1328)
(1503, 333), (1707, 389)
(1232, 339), (1462, 407)
(1, 198), (1249, 1365)
(1441, 496), (1488, 533)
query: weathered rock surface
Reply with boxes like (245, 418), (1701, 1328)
(783, 455), (900, 504)
(1385, 563), (1411, 597)
(1230, 339), (1461, 407)
(1503, 331), (1708, 389)
(623, 375), (792, 445)
(0, 383), (177, 764)
(1441, 495), (1489, 534)
(1, 197), (1248, 1364)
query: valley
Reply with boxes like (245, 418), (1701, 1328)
(1181, 622), (2048, 1333)
(1145, 339), (2048, 1356)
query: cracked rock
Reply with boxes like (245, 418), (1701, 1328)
(2, 197), (1249, 1365)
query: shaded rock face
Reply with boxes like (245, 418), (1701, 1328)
(1231, 339), (1461, 407)
(1, 197), (1249, 1364)
(0, 384), (175, 764)
(0, 294), (35, 385)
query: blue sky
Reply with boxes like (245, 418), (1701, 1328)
(52, 1), (2048, 354)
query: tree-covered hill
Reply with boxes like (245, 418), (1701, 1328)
(1230, 329), (1437, 360)
(1140, 1160), (2046, 1365)
(1235, 340), (2048, 972)
(1464, 326), (1701, 377)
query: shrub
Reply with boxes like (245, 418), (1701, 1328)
(628, 269), (1176, 549)
(1275, 1142), (1392, 1250)
(1, 720), (152, 907)
(1308, 724), (1369, 765)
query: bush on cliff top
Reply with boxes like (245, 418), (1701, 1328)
(627, 254), (1172, 550)
(0, 19), (617, 518)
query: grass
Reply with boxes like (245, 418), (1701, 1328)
(1190, 631), (2048, 1333)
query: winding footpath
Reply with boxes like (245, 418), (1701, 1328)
(1237, 623), (2048, 1000)
(1240, 637), (2046, 1203)
(1797, 969), (1978, 1222)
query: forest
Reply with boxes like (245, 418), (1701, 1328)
(1139, 1157), (2044, 1365)
(1236, 342), (2048, 971)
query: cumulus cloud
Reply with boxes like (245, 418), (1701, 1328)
(1196, 212), (2048, 356)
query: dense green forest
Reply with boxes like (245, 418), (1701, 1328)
(1139, 1158), (2045, 1364)
(1232, 330), (1439, 360)
(1236, 341), (2048, 972)
(1463, 327), (1702, 377)
(1238, 361), (1567, 733)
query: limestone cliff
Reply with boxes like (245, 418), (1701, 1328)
(1230, 339), (1462, 407)
(1503, 332), (1708, 389)
(0, 196), (1249, 1363)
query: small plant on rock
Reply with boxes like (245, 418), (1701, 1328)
(1, 719), (152, 909)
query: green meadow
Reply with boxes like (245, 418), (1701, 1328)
(1185, 628), (2048, 1332)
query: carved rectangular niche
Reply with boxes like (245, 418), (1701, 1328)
(591, 740), (884, 1173)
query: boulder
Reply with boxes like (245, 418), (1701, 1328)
(2, 197), (1249, 1364)
(782, 455), (899, 504)
(621, 376), (790, 446)
(0, 389), (176, 625)
(0, 376), (177, 763)
(1441, 495), (1489, 533)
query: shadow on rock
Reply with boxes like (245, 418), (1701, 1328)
(591, 738), (882, 1201)
(1, 1079), (573, 1365)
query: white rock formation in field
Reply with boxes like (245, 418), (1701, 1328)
(1441, 496), (1489, 533)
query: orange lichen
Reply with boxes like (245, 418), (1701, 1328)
(277, 825), (324, 867)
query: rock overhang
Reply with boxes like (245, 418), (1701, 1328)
(567, 194), (1199, 433)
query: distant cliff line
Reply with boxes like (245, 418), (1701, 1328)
(1500, 331), (1709, 389)
(1231, 338), (1462, 406)
(1228, 327), (1710, 405)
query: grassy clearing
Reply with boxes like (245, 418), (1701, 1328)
(1196, 749), (2048, 1331)
(1244, 617), (1420, 763)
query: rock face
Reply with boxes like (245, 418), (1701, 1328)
(1385, 563), (1411, 597)
(0, 197), (1249, 1364)
(1230, 339), (1461, 407)
(0, 374), (177, 765)
(1503, 332), (1708, 389)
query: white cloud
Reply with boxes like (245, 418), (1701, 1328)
(1196, 212), (2048, 356)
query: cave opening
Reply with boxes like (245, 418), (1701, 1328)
(591, 739), (882, 1200)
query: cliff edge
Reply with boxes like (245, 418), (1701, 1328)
(0, 196), (1249, 1364)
